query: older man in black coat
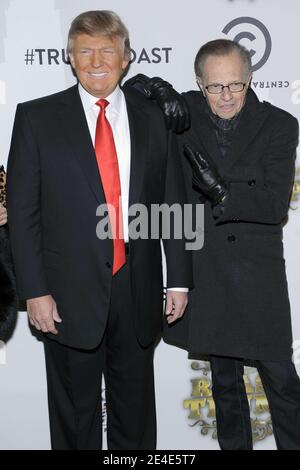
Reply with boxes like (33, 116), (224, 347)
(128, 39), (300, 450)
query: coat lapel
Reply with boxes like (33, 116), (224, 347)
(185, 94), (222, 168)
(58, 85), (105, 204)
(221, 89), (272, 175)
(193, 112), (222, 167)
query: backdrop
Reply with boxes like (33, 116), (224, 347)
(0, 0), (299, 450)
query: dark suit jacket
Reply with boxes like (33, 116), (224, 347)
(7, 85), (193, 349)
(164, 88), (299, 361)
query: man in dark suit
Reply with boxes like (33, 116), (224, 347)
(132, 39), (300, 450)
(6, 10), (193, 450)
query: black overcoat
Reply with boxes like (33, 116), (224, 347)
(164, 88), (299, 361)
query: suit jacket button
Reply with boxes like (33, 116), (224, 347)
(227, 235), (236, 243)
(248, 179), (256, 186)
(105, 262), (111, 269)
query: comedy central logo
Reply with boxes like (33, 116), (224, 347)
(222, 17), (272, 71)
(184, 361), (273, 443)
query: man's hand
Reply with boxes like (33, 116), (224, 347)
(0, 204), (7, 226)
(145, 77), (190, 133)
(165, 291), (188, 324)
(184, 144), (228, 205)
(27, 295), (62, 335)
(124, 74), (190, 133)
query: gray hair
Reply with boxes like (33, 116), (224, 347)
(67, 10), (130, 58)
(194, 39), (252, 80)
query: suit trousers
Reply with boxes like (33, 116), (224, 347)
(210, 355), (300, 450)
(43, 255), (156, 450)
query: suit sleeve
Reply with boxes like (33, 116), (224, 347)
(162, 131), (194, 289)
(216, 114), (299, 225)
(6, 104), (50, 300)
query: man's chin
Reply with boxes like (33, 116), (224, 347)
(220, 114), (236, 120)
(218, 106), (237, 119)
(83, 85), (109, 98)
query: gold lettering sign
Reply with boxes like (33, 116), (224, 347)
(291, 167), (300, 206)
(185, 362), (273, 443)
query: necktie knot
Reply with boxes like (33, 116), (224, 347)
(96, 98), (109, 110)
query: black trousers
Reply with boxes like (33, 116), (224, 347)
(210, 355), (300, 450)
(43, 258), (156, 450)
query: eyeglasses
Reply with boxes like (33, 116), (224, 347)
(205, 82), (247, 94)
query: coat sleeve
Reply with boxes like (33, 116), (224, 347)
(6, 104), (50, 300)
(162, 131), (194, 289)
(216, 113), (299, 225)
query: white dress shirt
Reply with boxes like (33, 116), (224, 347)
(79, 83), (130, 242)
(78, 84), (187, 293)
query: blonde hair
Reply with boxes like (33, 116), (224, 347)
(67, 10), (130, 59)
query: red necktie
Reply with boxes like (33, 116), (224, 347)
(95, 99), (126, 275)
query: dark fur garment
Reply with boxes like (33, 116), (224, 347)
(0, 166), (18, 340)
(0, 225), (18, 339)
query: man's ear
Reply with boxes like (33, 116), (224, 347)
(69, 53), (75, 68)
(196, 76), (205, 97)
(121, 58), (130, 71)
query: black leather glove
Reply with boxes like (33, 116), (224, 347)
(183, 144), (228, 206)
(123, 74), (190, 133)
(123, 73), (150, 94)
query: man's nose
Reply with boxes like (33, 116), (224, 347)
(91, 51), (103, 68)
(221, 86), (233, 100)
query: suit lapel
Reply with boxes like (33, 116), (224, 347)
(58, 85), (105, 204)
(124, 89), (149, 206)
(58, 85), (150, 206)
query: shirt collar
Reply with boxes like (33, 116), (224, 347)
(78, 83), (123, 114)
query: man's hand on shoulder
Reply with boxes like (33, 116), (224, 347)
(124, 74), (190, 133)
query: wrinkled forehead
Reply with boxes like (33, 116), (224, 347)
(202, 52), (248, 83)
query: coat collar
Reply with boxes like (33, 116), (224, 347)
(188, 88), (272, 175)
(225, 88), (271, 173)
